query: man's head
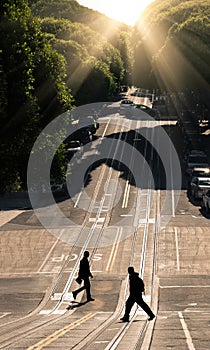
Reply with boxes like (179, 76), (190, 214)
(84, 251), (90, 258)
(128, 266), (135, 275)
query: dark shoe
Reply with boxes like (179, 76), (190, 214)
(72, 291), (76, 300)
(120, 317), (129, 322)
(87, 297), (95, 302)
(148, 315), (155, 321)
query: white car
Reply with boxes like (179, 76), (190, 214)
(191, 167), (210, 179)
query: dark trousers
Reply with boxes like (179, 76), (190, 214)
(124, 295), (155, 318)
(73, 276), (91, 300)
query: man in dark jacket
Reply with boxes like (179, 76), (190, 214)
(120, 266), (155, 322)
(72, 251), (94, 302)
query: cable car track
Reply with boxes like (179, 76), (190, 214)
(0, 116), (162, 349)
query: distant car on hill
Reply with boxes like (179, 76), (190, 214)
(133, 104), (161, 119)
(120, 99), (135, 108)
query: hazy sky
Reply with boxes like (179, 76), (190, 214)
(77, 0), (154, 25)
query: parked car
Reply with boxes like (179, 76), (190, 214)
(120, 85), (128, 92)
(187, 150), (207, 157)
(179, 110), (198, 123)
(191, 167), (210, 179)
(66, 140), (82, 160)
(65, 127), (91, 145)
(133, 104), (161, 119)
(202, 189), (210, 213)
(189, 177), (210, 199)
(178, 120), (199, 131)
(186, 152), (209, 175)
(152, 99), (167, 114)
(79, 115), (99, 135)
(120, 99), (135, 108)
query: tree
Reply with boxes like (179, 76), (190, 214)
(114, 31), (134, 86)
(73, 59), (116, 104)
(133, 0), (210, 98)
(39, 17), (126, 103)
(0, 0), (73, 192)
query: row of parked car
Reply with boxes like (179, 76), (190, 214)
(64, 115), (99, 157)
(176, 110), (210, 215)
(185, 149), (210, 215)
(38, 115), (100, 195)
(188, 161), (210, 213)
(120, 99), (161, 119)
(177, 110), (202, 150)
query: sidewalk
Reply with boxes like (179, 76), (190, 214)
(0, 192), (30, 227)
(0, 210), (25, 227)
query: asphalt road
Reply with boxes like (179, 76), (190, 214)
(0, 98), (210, 349)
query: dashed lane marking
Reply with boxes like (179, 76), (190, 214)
(138, 218), (155, 225)
(89, 217), (105, 222)
(39, 310), (66, 315)
(178, 311), (196, 350)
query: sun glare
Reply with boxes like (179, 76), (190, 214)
(77, 0), (154, 26)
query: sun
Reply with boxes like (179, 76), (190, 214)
(77, 0), (154, 26)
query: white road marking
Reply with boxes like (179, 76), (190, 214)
(39, 310), (67, 315)
(178, 311), (196, 350)
(175, 227), (180, 271)
(89, 217), (105, 222)
(120, 214), (133, 217)
(91, 270), (103, 273)
(95, 341), (109, 344)
(105, 227), (122, 272)
(138, 218), (155, 225)
(51, 292), (73, 301)
(37, 229), (64, 273)
(0, 312), (11, 319)
(108, 328), (120, 331)
(122, 180), (130, 208)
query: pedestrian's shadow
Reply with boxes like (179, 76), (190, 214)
(118, 319), (141, 324)
(66, 301), (88, 310)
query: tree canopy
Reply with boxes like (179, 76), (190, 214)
(0, 0), (74, 192)
(0, 0), (133, 192)
(38, 17), (127, 103)
(133, 0), (210, 99)
(26, 0), (134, 102)
(1, 0), (209, 192)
